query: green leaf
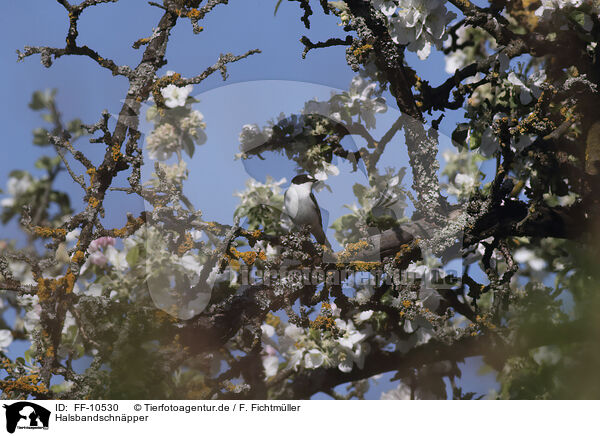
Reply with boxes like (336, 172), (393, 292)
(8, 170), (26, 179)
(29, 91), (46, 111)
(32, 128), (51, 146)
(126, 245), (140, 266)
(194, 128), (207, 146)
(569, 10), (586, 28)
(352, 183), (368, 208)
(35, 155), (61, 170)
(182, 135), (195, 158)
(469, 128), (482, 150)
(29, 89), (55, 110)
(67, 118), (86, 138)
(29, 92), (45, 110)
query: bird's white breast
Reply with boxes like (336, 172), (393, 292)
(284, 183), (319, 226)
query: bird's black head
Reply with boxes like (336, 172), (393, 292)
(291, 174), (316, 185)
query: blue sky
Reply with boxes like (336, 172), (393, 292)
(0, 0), (498, 398)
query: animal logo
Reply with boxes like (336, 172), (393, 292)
(3, 402), (50, 433)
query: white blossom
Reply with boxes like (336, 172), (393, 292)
(17, 294), (42, 333)
(233, 176), (286, 213)
(282, 324), (305, 344)
(303, 99), (341, 123)
(314, 162), (340, 181)
(304, 349), (326, 369)
(0, 330), (13, 352)
(447, 172), (477, 198)
(65, 228), (80, 244)
(287, 348), (305, 370)
(156, 160), (188, 185)
(146, 123), (180, 161)
(7, 261), (34, 286)
(346, 76), (387, 128)
(261, 324), (275, 338)
(265, 243), (279, 260)
(381, 382), (412, 400)
(180, 110), (207, 145)
(82, 283), (103, 297)
(445, 49), (467, 74)
(372, 0), (398, 16)
(443, 25), (469, 73)
(1, 174), (33, 207)
(303, 74), (387, 130)
(373, 0), (457, 60)
(535, 0), (585, 22)
(353, 285), (375, 304)
(531, 345), (561, 365)
(160, 72), (194, 108)
(329, 302), (342, 318)
(263, 355), (280, 377)
(514, 248), (547, 271)
(354, 310), (374, 323)
(177, 254), (204, 276)
(334, 318), (370, 372)
(238, 124), (269, 153)
(190, 229), (204, 241)
(105, 246), (129, 272)
(262, 344), (280, 378)
(62, 311), (77, 336)
(207, 264), (232, 288)
(507, 71), (546, 105)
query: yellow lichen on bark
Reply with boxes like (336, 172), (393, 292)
(111, 142), (121, 161)
(310, 302), (337, 331)
(71, 250), (85, 264)
(338, 240), (370, 262)
(88, 196), (100, 208)
(395, 239), (419, 258)
(337, 261), (381, 271)
(0, 374), (48, 396)
(33, 226), (67, 239)
(187, 8), (202, 19)
(177, 233), (194, 255)
(352, 44), (373, 59)
(112, 214), (145, 238)
(86, 167), (96, 186)
(36, 270), (76, 301)
(228, 247), (266, 265)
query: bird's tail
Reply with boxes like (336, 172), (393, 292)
(312, 226), (332, 250)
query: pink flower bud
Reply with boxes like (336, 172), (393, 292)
(89, 251), (108, 267)
(89, 237), (116, 252)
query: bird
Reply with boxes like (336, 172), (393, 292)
(283, 174), (331, 249)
